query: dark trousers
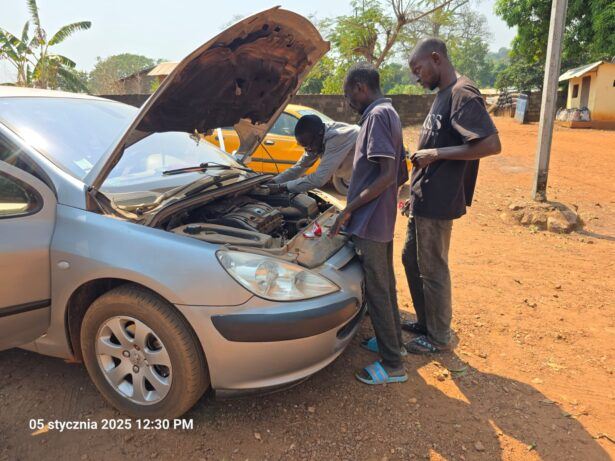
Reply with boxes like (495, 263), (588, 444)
(401, 215), (453, 345)
(352, 236), (403, 369)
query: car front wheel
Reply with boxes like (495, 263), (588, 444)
(80, 285), (208, 418)
(332, 174), (349, 196)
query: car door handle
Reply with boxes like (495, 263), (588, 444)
(264, 140), (275, 146)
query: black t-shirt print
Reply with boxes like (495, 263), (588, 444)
(409, 76), (498, 220)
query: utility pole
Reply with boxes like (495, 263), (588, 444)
(532, 0), (569, 201)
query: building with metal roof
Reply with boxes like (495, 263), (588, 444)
(147, 62), (178, 77)
(559, 61), (615, 129)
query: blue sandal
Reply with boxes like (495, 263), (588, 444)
(360, 336), (408, 356)
(355, 361), (408, 385)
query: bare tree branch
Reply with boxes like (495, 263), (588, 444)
(407, 0), (469, 24)
(374, 0), (467, 67)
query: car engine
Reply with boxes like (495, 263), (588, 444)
(170, 188), (323, 248)
(192, 198), (284, 235)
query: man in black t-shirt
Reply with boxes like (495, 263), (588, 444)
(401, 38), (501, 354)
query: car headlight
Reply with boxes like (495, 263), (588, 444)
(217, 250), (339, 301)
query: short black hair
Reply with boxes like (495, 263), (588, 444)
(344, 61), (381, 92)
(409, 37), (449, 63)
(294, 114), (324, 138)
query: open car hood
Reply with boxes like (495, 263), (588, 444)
(86, 7), (329, 190)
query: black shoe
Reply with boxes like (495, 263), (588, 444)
(401, 320), (427, 335)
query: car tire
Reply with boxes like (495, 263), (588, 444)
(80, 284), (208, 418)
(332, 174), (349, 196)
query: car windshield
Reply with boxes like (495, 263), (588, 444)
(297, 109), (333, 123)
(103, 131), (241, 191)
(0, 97), (135, 180)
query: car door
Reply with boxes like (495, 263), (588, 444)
(204, 127), (241, 154)
(0, 160), (55, 351)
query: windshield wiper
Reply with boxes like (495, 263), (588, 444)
(162, 161), (252, 175)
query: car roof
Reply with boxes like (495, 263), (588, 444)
(286, 103), (321, 115)
(0, 85), (113, 102)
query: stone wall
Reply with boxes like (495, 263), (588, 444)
(101, 91), (563, 126)
(492, 90), (568, 123)
(291, 94), (436, 126)
(100, 93), (437, 126)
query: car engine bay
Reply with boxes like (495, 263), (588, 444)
(167, 186), (330, 250)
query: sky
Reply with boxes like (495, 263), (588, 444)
(1, 0), (516, 82)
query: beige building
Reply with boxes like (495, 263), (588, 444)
(147, 61), (178, 84)
(116, 62), (178, 94)
(559, 61), (615, 129)
(117, 67), (155, 94)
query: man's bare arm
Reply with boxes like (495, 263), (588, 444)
(329, 157), (396, 236)
(411, 133), (501, 168)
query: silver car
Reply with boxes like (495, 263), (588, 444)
(0, 8), (365, 418)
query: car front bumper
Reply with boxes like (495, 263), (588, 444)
(175, 252), (364, 392)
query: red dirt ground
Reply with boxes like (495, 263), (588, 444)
(0, 117), (613, 460)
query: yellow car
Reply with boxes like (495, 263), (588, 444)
(205, 104), (352, 194)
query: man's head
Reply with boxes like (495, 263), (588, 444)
(295, 115), (325, 154)
(343, 61), (382, 114)
(408, 38), (452, 91)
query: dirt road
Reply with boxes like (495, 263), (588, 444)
(1, 118), (613, 460)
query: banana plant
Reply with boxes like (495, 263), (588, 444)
(0, 0), (91, 91)
(0, 21), (34, 86)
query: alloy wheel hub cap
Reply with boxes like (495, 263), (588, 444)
(95, 316), (172, 406)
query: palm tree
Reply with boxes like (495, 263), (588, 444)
(0, 0), (91, 91)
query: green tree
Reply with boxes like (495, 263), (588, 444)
(326, 0), (465, 68)
(590, 0), (615, 60)
(0, 22), (33, 85)
(489, 47), (511, 63)
(379, 62), (424, 94)
(400, 3), (498, 87)
(309, 0), (476, 93)
(0, 0), (91, 90)
(495, 60), (544, 92)
(485, 47), (511, 88)
(299, 55), (335, 94)
(321, 63), (352, 95)
(57, 68), (89, 92)
(400, 0), (475, 42)
(89, 54), (159, 94)
(449, 37), (493, 87)
(495, 0), (615, 91)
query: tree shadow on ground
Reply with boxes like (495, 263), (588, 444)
(576, 228), (615, 242)
(418, 351), (611, 460)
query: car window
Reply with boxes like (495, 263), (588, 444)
(0, 171), (41, 218)
(0, 133), (51, 187)
(0, 98), (135, 180)
(269, 113), (298, 136)
(297, 109), (334, 123)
